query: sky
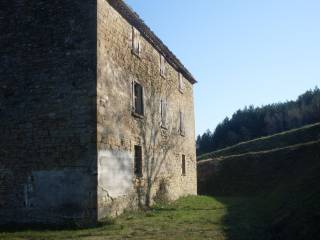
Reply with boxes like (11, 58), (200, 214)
(124, 0), (320, 135)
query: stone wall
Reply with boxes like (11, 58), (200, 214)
(0, 1), (97, 225)
(97, 0), (197, 219)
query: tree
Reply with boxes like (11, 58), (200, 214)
(197, 86), (320, 156)
(136, 72), (182, 207)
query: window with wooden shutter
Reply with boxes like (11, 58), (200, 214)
(179, 111), (185, 136)
(179, 73), (185, 93)
(160, 55), (166, 77)
(134, 145), (143, 177)
(132, 81), (144, 116)
(160, 99), (168, 129)
(132, 27), (140, 55)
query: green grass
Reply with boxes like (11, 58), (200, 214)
(198, 140), (320, 240)
(3, 170), (320, 240)
(0, 196), (247, 240)
(0, 195), (281, 240)
(198, 122), (320, 161)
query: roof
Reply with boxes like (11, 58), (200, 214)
(106, 0), (197, 84)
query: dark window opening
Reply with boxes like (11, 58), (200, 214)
(134, 145), (143, 177)
(133, 82), (144, 116)
(182, 154), (186, 176)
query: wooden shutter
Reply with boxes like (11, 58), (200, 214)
(160, 55), (166, 76)
(164, 101), (167, 127)
(179, 73), (185, 93)
(180, 111), (185, 135)
(160, 99), (167, 127)
(131, 81), (135, 112)
(140, 85), (144, 115)
(132, 27), (140, 54)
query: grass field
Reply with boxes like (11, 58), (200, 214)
(0, 196), (237, 240)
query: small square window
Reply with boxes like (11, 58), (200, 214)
(182, 154), (186, 176)
(134, 145), (143, 177)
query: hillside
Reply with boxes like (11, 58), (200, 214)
(197, 87), (320, 156)
(198, 122), (320, 161)
(198, 135), (320, 239)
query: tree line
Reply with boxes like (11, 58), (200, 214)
(197, 87), (320, 156)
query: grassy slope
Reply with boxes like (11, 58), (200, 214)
(0, 196), (242, 240)
(198, 122), (320, 161)
(198, 140), (320, 240)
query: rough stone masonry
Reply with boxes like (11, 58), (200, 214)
(0, 0), (197, 225)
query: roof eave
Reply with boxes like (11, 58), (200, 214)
(106, 0), (197, 85)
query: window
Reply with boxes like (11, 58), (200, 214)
(179, 73), (185, 93)
(160, 99), (168, 128)
(132, 27), (140, 55)
(182, 154), (186, 176)
(132, 81), (144, 116)
(179, 111), (185, 136)
(134, 145), (143, 177)
(160, 55), (166, 77)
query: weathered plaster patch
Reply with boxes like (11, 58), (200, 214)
(98, 149), (133, 198)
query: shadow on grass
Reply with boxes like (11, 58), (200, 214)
(214, 190), (320, 240)
(0, 218), (115, 233)
(212, 195), (273, 240)
(198, 141), (320, 240)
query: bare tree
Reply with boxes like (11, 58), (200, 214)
(136, 71), (181, 207)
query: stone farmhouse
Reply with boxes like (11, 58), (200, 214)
(0, 0), (197, 225)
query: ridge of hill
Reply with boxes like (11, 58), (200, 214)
(198, 122), (320, 161)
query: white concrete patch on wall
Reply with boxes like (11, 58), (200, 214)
(98, 149), (133, 198)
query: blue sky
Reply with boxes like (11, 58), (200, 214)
(125, 0), (320, 135)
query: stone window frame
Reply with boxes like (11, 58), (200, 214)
(132, 27), (141, 57)
(131, 80), (144, 118)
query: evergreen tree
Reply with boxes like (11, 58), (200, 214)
(197, 87), (320, 157)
